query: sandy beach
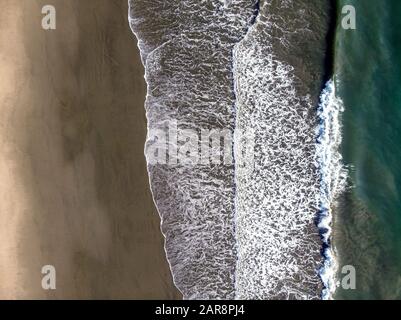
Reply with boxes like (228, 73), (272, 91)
(0, 0), (179, 299)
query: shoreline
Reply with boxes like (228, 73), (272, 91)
(128, 2), (184, 299)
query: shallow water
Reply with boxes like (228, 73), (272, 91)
(129, 0), (331, 299)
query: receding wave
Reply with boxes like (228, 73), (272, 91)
(128, 0), (258, 299)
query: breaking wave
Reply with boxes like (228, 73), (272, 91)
(316, 79), (347, 300)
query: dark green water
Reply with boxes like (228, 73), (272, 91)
(334, 0), (401, 299)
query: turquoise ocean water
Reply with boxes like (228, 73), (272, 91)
(334, 0), (401, 299)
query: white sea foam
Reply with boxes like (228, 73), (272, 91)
(316, 79), (347, 300)
(129, 0), (336, 300)
(128, 0), (258, 299)
(233, 1), (324, 299)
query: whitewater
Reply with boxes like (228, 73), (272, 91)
(316, 79), (347, 299)
(129, 0), (338, 299)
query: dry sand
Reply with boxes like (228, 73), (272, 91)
(0, 0), (180, 299)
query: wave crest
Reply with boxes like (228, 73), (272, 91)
(316, 79), (348, 300)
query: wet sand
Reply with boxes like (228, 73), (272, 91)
(0, 0), (180, 299)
